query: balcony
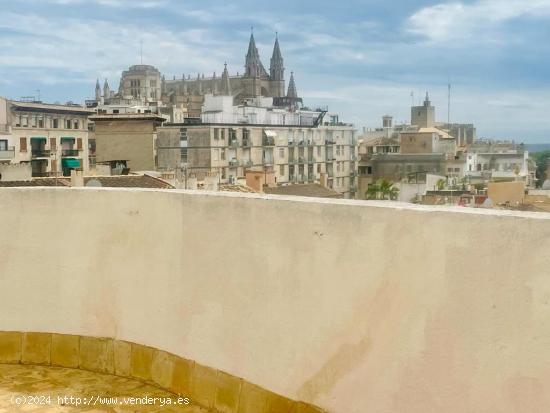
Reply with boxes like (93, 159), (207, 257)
(31, 149), (51, 158)
(229, 140), (239, 148)
(263, 137), (275, 146)
(229, 159), (240, 167)
(242, 138), (252, 148)
(62, 149), (80, 157)
(0, 147), (15, 159)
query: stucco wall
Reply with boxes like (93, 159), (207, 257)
(1, 188), (550, 413)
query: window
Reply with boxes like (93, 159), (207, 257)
(214, 129), (219, 140)
(66, 120), (72, 129)
(317, 164), (321, 173)
(52, 118), (58, 129)
(180, 128), (188, 164)
(20, 137), (27, 152)
(229, 129), (237, 141)
(243, 129), (250, 140)
(22, 116), (28, 127)
(221, 149), (226, 161)
(221, 129), (225, 140)
(317, 147), (321, 157)
(0, 140), (7, 151)
(73, 120), (79, 129)
(279, 148), (285, 159)
(279, 165), (285, 176)
(15, 115), (21, 127)
(367, 166), (373, 175)
(31, 117), (37, 128)
(38, 117), (44, 128)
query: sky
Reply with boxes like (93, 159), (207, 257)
(0, 0), (549, 142)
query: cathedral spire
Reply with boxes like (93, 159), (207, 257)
(270, 33), (284, 80)
(287, 71), (298, 99)
(221, 62), (232, 96)
(103, 78), (110, 99)
(270, 33), (285, 97)
(95, 78), (101, 101)
(245, 30), (268, 78)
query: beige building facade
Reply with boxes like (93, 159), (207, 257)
(90, 114), (165, 172)
(0, 97), (92, 178)
(158, 123), (358, 198)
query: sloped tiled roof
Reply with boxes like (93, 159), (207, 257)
(0, 175), (174, 189)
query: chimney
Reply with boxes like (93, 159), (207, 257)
(70, 169), (84, 187)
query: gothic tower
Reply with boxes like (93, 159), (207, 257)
(269, 34), (285, 97)
(245, 31), (268, 78)
(103, 79), (110, 100)
(95, 79), (101, 101)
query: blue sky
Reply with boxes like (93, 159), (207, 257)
(0, 0), (549, 142)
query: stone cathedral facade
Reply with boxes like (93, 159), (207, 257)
(92, 33), (301, 117)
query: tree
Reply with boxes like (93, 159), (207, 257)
(531, 151), (550, 188)
(436, 179), (446, 191)
(365, 182), (379, 200)
(366, 179), (399, 200)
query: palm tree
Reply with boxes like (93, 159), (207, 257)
(366, 179), (399, 200)
(366, 182), (379, 200)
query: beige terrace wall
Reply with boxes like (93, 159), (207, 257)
(1, 188), (550, 413)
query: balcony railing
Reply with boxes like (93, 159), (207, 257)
(263, 137), (275, 146)
(229, 140), (239, 148)
(229, 159), (240, 167)
(242, 139), (252, 148)
(62, 149), (80, 157)
(31, 172), (52, 177)
(0, 147), (15, 159)
(31, 150), (51, 158)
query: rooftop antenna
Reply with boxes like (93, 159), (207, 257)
(447, 80), (451, 126)
(35, 89), (41, 102)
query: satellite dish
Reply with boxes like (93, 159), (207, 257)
(86, 179), (103, 188)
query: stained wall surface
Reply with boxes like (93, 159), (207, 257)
(1, 188), (550, 413)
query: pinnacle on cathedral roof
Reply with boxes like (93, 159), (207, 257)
(221, 62), (232, 96)
(287, 71), (298, 99)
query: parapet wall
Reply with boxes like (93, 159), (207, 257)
(1, 188), (550, 413)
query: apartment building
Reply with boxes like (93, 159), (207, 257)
(90, 113), (165, 172)
(0, 97), (93, 177)
(157, 96), (358, 198)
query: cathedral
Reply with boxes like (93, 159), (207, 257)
(92, 33), (302, 117)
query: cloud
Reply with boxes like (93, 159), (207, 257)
(30, 0), (168, 7)
(407, 0), (550, 43)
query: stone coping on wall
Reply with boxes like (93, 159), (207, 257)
(0, 332), (325, 413)
(3, 186), (550, 220)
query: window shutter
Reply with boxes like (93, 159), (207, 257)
(77, 138), (83, 150)
(51, 159), (57, 174)
(50, 138), (57, 151)
(20, 137), (27, 152)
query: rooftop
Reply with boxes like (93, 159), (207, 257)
(0, 175), (174, 189)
